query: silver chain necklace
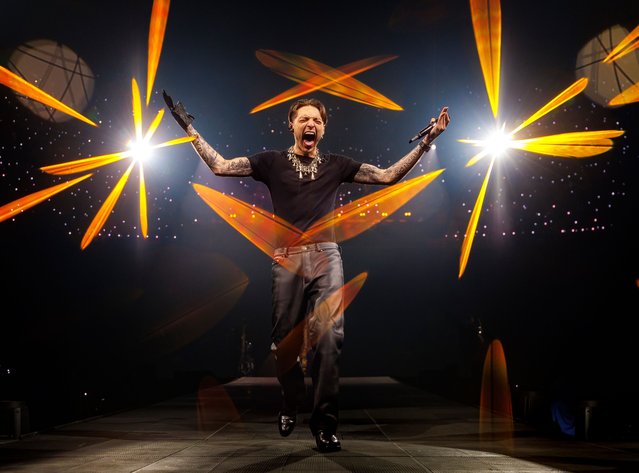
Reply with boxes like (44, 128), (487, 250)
(287, 146), (323, 180)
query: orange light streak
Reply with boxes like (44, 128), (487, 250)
(192, 183), (306, 271)
(252, 50), (402, 113)
(479, 339), (513, 438)
(0, 174), (92, 222)
(41, 152), (132, 175)
(147, 0), (170, 105)
(307, 169), (444, 243)
(194, 168), (444, 269)
(151, 135), (196, 149)
(510, 130), (625, 157)
(609, 81), (639, 106)
(275, 272), (368, 374)
(0, 65), (97, 127)
(470, 0), (501, 118)
(139, 165), (148, 238)
(81, 161), (136, 250)
(132, 79), (144, 141)
(144, 109), (165, 141)
(603, 24), (639, 64)
(510, 78), (588, 136)
(252, 50), (400, 113)
(459, 157), (494, 279)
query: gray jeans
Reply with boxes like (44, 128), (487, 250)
(271, 242), (344, 434)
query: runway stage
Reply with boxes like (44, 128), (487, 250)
(0, 377), (637, 472)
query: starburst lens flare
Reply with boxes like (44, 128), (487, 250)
(251, 49), (402, 113)
(128, 139), (153, 163)
(458, 0), (625, 278)
(0, 65), (97, 127)
(459, 128), (511, 163)
(0, 77), (194, 248)
(0, 0), (197, 248)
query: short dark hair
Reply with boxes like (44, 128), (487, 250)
(288, 98), (327, 125)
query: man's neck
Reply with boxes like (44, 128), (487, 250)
(293, 144), (318, 158)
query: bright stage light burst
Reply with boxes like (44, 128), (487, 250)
(128, 139), (154, 164)
(0, 0), (199, 249)
(457, 0), (625, 279)
(460, 125), (513, 160)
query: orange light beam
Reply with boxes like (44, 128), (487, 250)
(276, 272), (368, 374)
(259, 50), (402, 110)
(603, 24), (639, 63)
(459, 157), (494, 279)
(144, 109), (165, 142)
(195, 171), (444, 262)
(195, 171), (444, 270)
(609, 81), (639, 106)
(510, 130), (625, 157)
(0, 174), (92, 222)
(252, 51), (400, 113)
(193, 183), (306, 270)
(0, 65), (98, 127)
(132, 79), (143, 141)
(459, 147), (490, 168)
(139, 165), (148, 238)
(150, 135), (196, 149)
(147, 0), (170, 105)
(81, 161), (136, 250)
(254, 50), (400, 111)
(307, 169), (445, 243)
(470, 0), (502, 118)
(479, 339), (513, 437)
(510, 78), (588, 136)
(41, 152), (133, 175)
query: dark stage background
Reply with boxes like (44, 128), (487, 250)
(1, 0), (637, 434)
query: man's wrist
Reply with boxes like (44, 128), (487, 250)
(418, 140), (431, 153)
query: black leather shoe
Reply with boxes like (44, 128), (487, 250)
(315, 430), (341, 452)
(278, 412), (296, 437)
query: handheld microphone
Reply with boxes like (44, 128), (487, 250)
(408, 122), (435, 143)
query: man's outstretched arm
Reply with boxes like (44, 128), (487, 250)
(163, 90), (252, 177)
(353, 106), (450, 185)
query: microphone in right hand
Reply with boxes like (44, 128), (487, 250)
(408, 122), (435, 143)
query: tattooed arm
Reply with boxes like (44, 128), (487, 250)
(353, 106), (450, 185)
(186, 124), (252, 177)
(162, 90), (251, 177)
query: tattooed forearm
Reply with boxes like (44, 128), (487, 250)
(192, 134), (221, 171)
(384, 145), (424, 184)
(353, 142), (429, 185)
(186, 125), (252, 176)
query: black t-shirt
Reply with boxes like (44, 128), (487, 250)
(248, 150), (362, 245)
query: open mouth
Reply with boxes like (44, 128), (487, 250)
(302, 130), (316, 149)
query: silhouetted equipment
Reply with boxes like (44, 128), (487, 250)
(0, 401), (29, 439)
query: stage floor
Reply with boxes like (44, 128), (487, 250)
(0, 376), (637, 472)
